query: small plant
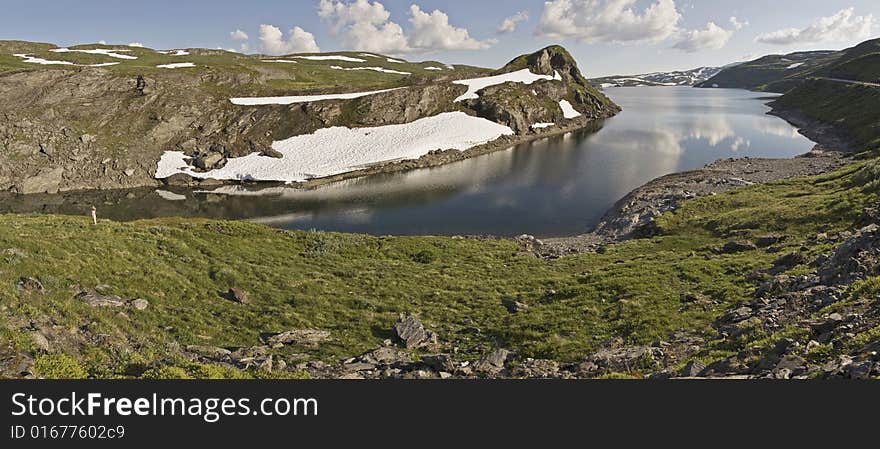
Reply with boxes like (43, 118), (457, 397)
(410, 249), (436, 264)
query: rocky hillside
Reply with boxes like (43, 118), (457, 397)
(0, 42), (617, 194)
(697, 38), (880, 93)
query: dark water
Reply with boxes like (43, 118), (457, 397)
(1, 87), (816, 237)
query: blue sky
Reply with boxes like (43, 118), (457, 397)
(2, 0), (878, 76)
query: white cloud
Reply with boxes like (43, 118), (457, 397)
(318, 0), (410, 53)
(729, 16), (748, 30)
(536, 0), (682, 43)
(674, 21), (733, 52)
(318, 0), (494, 53)
(498, 11), (530, 34)
(230, 29), (249, 41)
(756, 8), (875, 45)
(408, 5), (495, 50)
(259, 24), (320, 55)
(128, 42), (144, 47)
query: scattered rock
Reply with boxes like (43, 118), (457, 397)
(16, 277), (45, 295)
(226, 288), (249, 304)
(128, 299), (149, 310)
(186, 345), (232, 359)
(680, 360), (705, 377)
(756, 235), (787, 247)
(474, 349), (514, 374)
(30, 331), (50, 352)
(75, 289), (127, 307)
(393, 313), (436, 349)
(578, 345), (659, 375)
(771, 252), (807, 272)
(259, 148), (284, 159)
(501, 297), (529, 314)
(721, 241), (758, 254)
(266, 330), (331, 348)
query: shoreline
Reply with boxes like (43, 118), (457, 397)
(161, 112), (613, 191)
(538, 100), (859, 257)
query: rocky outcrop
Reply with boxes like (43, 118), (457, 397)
(465, 46), (619, 135)
(1, 45), (619, 193)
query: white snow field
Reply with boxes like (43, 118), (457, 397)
(386, 58), (406, 63)
(330, 65), (411, 75)
(164, 50), (190, 56)
(155, 112), (514, 183)
(14, 54), (75, 65)
(157, 62), (196, 69)
(50, 48), (137, 60)
(531, 123), (555, 129)
(14, 53), (120, 67)
(262, 59), (298, 64)
(786, 62), (805, 70)
(559, 100), (582, 119)
(229, 88), (401, 106)
(295, 55), (366, 63)
(424, 67), (443, 71)
(452, 69), (561, 102)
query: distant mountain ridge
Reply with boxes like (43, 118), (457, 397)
(589, 66), (726, 88)
(698, 38), (880, 92)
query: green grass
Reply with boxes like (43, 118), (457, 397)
(0, 41), (491, 96)
(1, 157), (876, 378)
(772, 80), (880, 150)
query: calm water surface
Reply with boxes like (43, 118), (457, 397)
(3, 87), (816, 237)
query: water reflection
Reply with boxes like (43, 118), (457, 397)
(0, 87), (815, 237)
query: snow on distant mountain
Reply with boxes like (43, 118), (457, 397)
(590, 67), (725, 88)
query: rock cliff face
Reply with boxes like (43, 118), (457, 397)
(0, 45), (618, 194)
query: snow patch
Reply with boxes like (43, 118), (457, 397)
(262, 59), (298, 64)
(531, 123), (555, 129)
(330, 65), (411, 75)
(786, 62), (805, 70)
(295, 55), (366, 63)
(452, 69), (559, 102)
(51, 48), (138, 60)
(230, 88), (401, 106)
(89, 62), (120, 67)
(559, 100), (581, 119)
(424, 67), (443, 71)
(155, 112), (514, 183)
(13, 54), (74, 65)
(157, 62), (196, 69)
(386, 57), (405, 64)
(160, 50), (190, 56)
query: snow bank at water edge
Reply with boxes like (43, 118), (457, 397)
(51, 48), (138, 60)
(452, 69), (561, 102)
(559, 100), (581, 119)
(230, 88), (401, 106)
(531, 123), (555, 129)
(559, 100), (582, 119)
(14, 54), (75, 65)
(155, 112), (514, 183)
(157, 62), (196, 69)
(295, 55), (366, 63)
(330, 65), (411, 75)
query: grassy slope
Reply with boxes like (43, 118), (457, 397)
(1, 158), (875, 378)
(0, 41), (491, 95)
(772, 80), (880, 150)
